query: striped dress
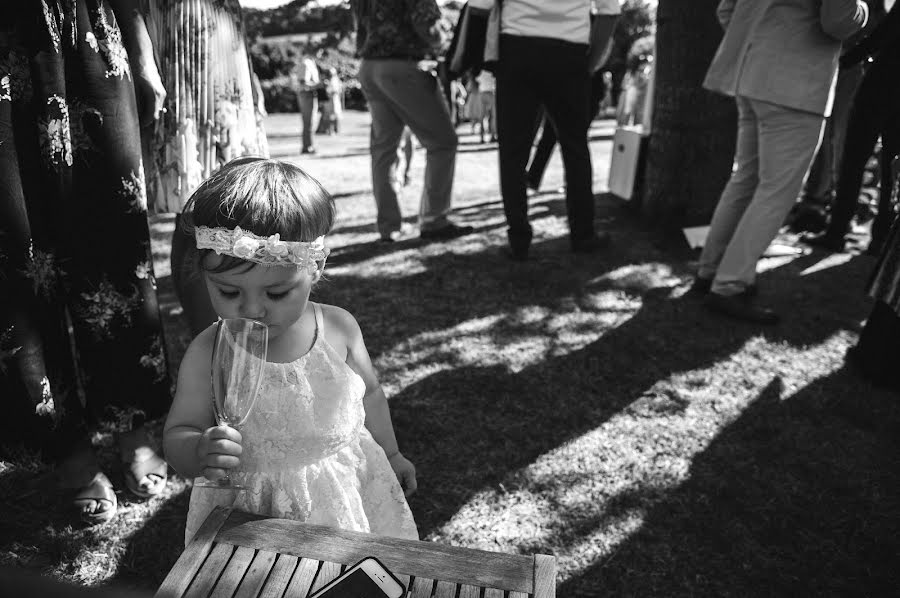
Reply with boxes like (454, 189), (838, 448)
(142, 0), (268, 213)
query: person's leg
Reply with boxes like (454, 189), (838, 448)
(820, 67), (887, 245)
(712, 99), (824, 296)
(486, 91), (497, 141)
(526, 115), (557, 191)
(401, 127), (414, 185)
(358, 60), (406, 238)
(497, 36), (544, 256)
(697, 97), (760, 280)
(828, 64), (865, 192)
(366, 61), (459, 233)
(801, 116), (834, 202)
(539, 41), (596, 246)
(299, 92), (318, 151)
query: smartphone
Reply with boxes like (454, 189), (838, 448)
(308, 557), (406, 598)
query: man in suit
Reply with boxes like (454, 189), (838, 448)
(695, 0), (869, 324)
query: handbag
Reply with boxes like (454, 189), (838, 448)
(447, 0), (501, 79)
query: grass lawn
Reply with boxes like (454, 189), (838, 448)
(2, 110), (899, 596)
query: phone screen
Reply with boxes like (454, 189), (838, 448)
(313, 569), (397, 598)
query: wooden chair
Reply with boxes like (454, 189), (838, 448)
(156, 507), (556, 598)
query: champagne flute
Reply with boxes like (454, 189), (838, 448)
(197, 318), (268, 490)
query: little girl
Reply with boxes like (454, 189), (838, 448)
(163, 157), (418, 544)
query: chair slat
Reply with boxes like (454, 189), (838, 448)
(183, 543), (235, 598)
(155, 506), (232, 598)
(395, 573), (410, 597)
(257, 554), (299, 598)
(532, 555), (556, 598)
(483, 588), (503, 598)
(210, 546), (255, 598)
(220, 512), (535, 593)
(457, 584), (481, 598)
(283, 557), (320, 598)
(409, 576), (435, 598)
(233, 550), (278, 598)
(308, 560), (343, 596)
(509, 592), (528, 598)
(433, 580), (457, 598)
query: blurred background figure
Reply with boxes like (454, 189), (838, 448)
(295, 46), (321, 154)
(142, 0), (269, 336)
(477, 69), (497, 143)
(396, 127), (415, 188)
(615, 36), (654, 126)
(317, 67), (344, 135)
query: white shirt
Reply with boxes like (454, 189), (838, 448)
(501, 0), (592, 44)
(298, 57), (319, 91)
(592, 0), (622, 16)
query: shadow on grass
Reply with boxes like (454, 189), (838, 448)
(312, 214), (879, 576)
(326, 193), (575, 266)
(557, 372), (900, 596)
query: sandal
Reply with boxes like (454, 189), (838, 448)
(71, 472), (118, 525)
(120, 436), (168, 499)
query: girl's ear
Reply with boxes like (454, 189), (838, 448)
(309, 259), (325, 284)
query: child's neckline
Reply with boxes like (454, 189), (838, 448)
(266, 303), (321, 366)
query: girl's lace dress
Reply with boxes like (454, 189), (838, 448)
(184, 304), (418, 544)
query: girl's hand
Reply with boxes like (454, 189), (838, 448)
(387, 452), (417, 498)
(134, 59), (167, 127)
(196, 425), (242, 481)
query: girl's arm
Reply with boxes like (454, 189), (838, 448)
(326, 306), (417, 497)
(163, 327), (243, 481)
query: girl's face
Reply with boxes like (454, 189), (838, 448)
(204, 256), (321, 341)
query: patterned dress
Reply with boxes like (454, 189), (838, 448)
(141, 0), (268, 214)
(0, 1), (170, 451)
(185, 304), (418, 545)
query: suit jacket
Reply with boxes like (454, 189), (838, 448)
(703, 0), (869, 116)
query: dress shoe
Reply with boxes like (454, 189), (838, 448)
(690, 276), (757, 297)
(704, 292), (780, 325)
(801, 231), (845, 253)
(301, 146), (317, 155)
(571, 232), (611, 253)
(419, 222), (474, 240)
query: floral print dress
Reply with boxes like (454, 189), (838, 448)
(141, 0), (268, 214)
(0, 1), (170, 450)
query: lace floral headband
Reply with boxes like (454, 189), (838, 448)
(195, 226), (329, 269)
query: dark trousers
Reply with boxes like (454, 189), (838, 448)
(497, 35), (594, 250)
(527, 70), (607, 190)
(825, 60), (900, 246)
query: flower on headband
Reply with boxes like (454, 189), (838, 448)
(196, 225), (329, 268)
(231, 228), (259, 259)
(265, 234), (290, 257)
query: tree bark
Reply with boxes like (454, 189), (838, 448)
(640, 0), (737, 231)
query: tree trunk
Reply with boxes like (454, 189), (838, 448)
(640, 0), (737, 232)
